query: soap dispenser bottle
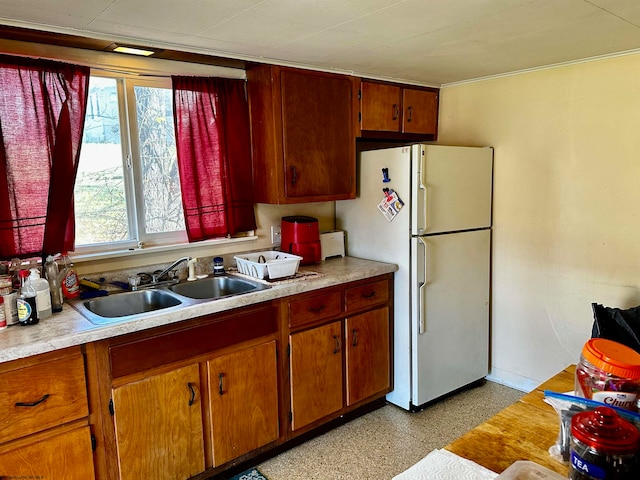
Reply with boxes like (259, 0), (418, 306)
(29, 268), (52, 319)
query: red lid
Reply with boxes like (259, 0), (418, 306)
(18, 269), (30, 279)
(571, 406), (640, 454)
(581, 338), (640, 379)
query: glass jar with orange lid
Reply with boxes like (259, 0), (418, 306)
(575, 338), (640, 411)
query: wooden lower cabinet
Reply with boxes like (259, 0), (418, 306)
(112, 363), (205, 480)
(345, 307), (391, 406)
(289, 321), (343, 431)
(0, 425), (95, 479)
(208, 341), (279, 466)
(0, 347), (94, 479)
(83, 278), (392, 478)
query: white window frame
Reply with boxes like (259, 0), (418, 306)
(74, 72), (188, 255)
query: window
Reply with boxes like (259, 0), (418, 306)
(75, 74), (186, 252)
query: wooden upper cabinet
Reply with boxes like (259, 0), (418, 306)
(360, 82), (401, 132)
(402, 88), (438, 134)
(247, 65), (356, 204)
(359, 79), (439, 138)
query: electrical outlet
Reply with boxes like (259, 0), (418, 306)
(270, 225), (282, 245)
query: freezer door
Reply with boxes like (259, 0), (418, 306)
(411, 229), (490, 406)
(411, 145), (493, 235)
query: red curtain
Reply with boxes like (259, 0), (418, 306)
(0, 55), (89, 259)
(172, 76), (256, 242)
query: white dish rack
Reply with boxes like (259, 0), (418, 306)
(234, 251), (303, 280)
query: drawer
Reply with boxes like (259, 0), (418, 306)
(345, 279), (389, 313)
(288, 291), (342, 329)
(0, 354), (88, 444)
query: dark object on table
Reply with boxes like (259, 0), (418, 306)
(592, 303), (640, 354)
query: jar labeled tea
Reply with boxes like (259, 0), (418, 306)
(575, 339), (640, 411)
(569, 406), (639, 479)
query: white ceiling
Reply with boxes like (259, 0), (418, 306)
(2, 0), (640, 86)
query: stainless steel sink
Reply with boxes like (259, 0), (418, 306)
(74, 274), (270, 325)
(169, 275), (268, 300)
(81, 289), (183, 323)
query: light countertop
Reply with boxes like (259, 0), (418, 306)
(0, 256), (396, 364)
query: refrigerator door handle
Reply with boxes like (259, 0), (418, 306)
(419, 157), (428, 233)
(418, 236), (429, 334)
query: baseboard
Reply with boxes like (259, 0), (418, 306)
(486, 367), (540, 393)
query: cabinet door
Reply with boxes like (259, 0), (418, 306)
(208, 341), (278, 466)
(0, 426), (95, 479)
(290, 321), (343, 430)
(360, 81), (401, 132)
(280, 70), (354, 199)
(112, 363), (204, 480)
(402, 88), (438, 134)
(345, 307), (391, 406)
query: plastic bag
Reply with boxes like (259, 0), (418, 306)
(592, 303), (640, 353)
(543, 390), (640, 463)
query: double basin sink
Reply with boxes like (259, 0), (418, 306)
(75, 275), (270, 325)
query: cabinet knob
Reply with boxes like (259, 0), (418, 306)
(352, 329), (358, 347)
(407, 106), (413, 123)
(392, 103), (399, 121)
(290, 165), (298, 185)
(333, 335), (341, 354)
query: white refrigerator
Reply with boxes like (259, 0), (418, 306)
(336, 144), (493, 411)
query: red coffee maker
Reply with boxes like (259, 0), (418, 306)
(281, 216), (321, 265)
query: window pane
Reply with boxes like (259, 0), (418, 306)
(134, 86), (185, 234)
(75, 77), (130, 245)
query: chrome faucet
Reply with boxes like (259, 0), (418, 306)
(152, 256), (192, 284)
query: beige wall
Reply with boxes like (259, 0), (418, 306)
(77, 202), (335, 276)
(438, 54), (640, 390)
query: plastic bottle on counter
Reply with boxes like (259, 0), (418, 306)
(29, 268), (52, 319)
(60, 252), (80, 299)
(9, 258), (21, 291)
(17, 270), (39, 325)
(44, 255), (63, 313)
(0, 296), (6, 330)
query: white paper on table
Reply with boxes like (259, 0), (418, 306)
(392, 449), (498, 480)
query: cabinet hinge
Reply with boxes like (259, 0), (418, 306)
(358, 111), (361, 123)
(287, 343), (291, 357)
(358, 89), (361, 100)
(91, 433), (97, 451)
(108, 399), (114, 416)
(289, 411), (293, 423)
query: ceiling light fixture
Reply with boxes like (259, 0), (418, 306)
(112, 45), (156, 56)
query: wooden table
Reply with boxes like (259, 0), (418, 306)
(445, 365), (575, 476)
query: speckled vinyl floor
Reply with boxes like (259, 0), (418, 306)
(258, 381), (524, 480)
